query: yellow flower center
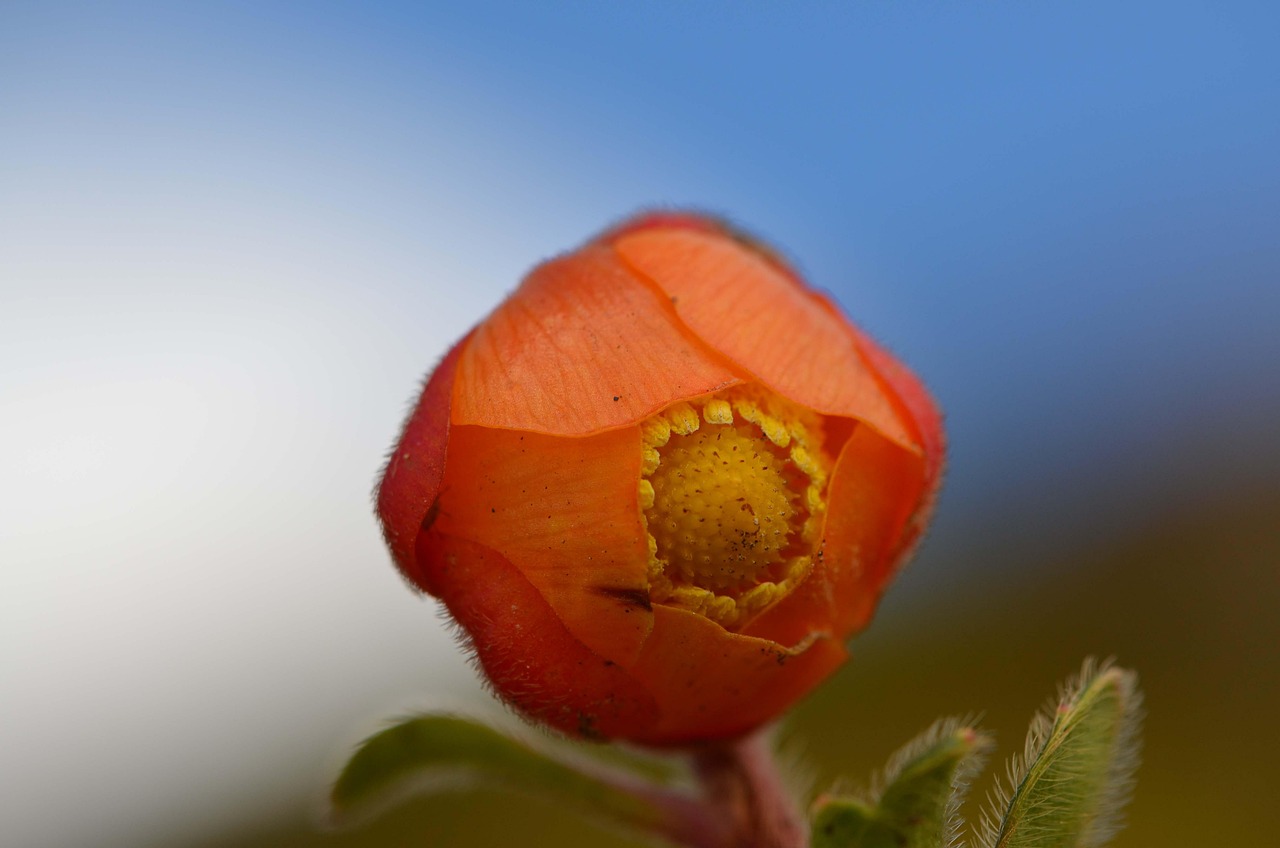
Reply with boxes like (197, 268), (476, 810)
(638, 387), (832, 629)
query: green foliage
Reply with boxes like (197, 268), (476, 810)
(978, 659), (1144, 848)
(328, 661), (1144, 848)
(810, 797), (884, 848)
(811, 719), (991, 848)
(813, 661), (1142, 848)
(329, 714), (668, 834)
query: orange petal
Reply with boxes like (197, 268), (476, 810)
(850, 323), (946, 495)
(595, 210), (727, 244)
(416, 529), (660, 740)
(628, 605), (848, 746)
(824, 426), (925, 636)
(452, 245), (741, 436)
(434, 424), (654, 666)
(738, 550), (837, 648)
(613, 228), (918, 452)
(850, 326), (945, 566)
(376, 332), (469, 587)
(744, 424), (925, 645)
(598, 211), (811, 293)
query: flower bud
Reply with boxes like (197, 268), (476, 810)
(377, 213), (943, 746)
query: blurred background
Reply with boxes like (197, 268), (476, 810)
(2, 3), (1277, 846)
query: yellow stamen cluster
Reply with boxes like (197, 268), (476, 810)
(639, 386), (832, 629)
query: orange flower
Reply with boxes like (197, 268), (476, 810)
(377, 213), (943, 746)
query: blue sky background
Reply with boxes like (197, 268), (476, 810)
(3, 3), (1278, 846)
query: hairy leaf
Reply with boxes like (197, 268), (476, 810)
(811, 796), (886, 848)
(329, 714), (668, 834)
(812, 719), (991, 848)
(980, 659), (1144, 848)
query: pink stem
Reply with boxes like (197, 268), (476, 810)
(689, 732), (807, 848)
(635, 730), (806, 848)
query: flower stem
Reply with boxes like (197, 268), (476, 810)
(688, 731), (807, 848)
(606, 731), (805, 848)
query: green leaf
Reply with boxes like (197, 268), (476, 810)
(877, 720), (993, 847)
(810, 796), (887, 848)
(811, 719), (992, 848)
(329, 714), (670, 835)
(979, 659), (1144, 848)
(551, 732), (685, 787)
